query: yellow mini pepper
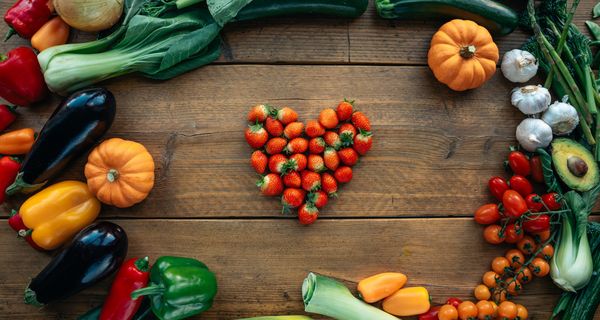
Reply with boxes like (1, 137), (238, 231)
(357, 272), (407, 303)
(19, 180), (101, 250)
(382, 286), (430, 316)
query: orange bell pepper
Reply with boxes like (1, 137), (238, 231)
(0, 128), (35, 155)
(31, 16), (70, 52)
(18, 180), (101, 250)
(382, 286), (430, 316)
(357, 272), (407, 303)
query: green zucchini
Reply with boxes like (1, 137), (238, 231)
(234, 0), (369, 21)
(375, 0), (519, 36)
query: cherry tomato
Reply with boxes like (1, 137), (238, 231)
(492, 256), (511, 275)
(507, 280), (522, 296)
(505, 249), (525, 269)
(508, 151), (531, 176)
(476, 300), (496, 319)
(533, 229), (551, 243)
(489, 176), (510, 201)
(492, 288), (507, 303)
(483, 225), (505, 245)
(517, 268), (533, 284)
(517, 236), (537, 255)
(457, 301), (478, 320)
(542, 193), (562, 211)
(474, 204), (501, 225)
(418, 305), (441, 320)
(525, 194), (543, 212)
(438, 305), (459, 320)
(529, 257), (550, 277)
(483, 271), (500, 288)
(497, 301), (518, 319)
(522, 214), (550, 233)
(474, 284), (491, 300)
(490, 301), (498, 313)
(503, 190), (528, 218)
(505, 224), (524, 244)
(509, 175), (533, 197)
(530, 155), (544, 183)
(446, 297), (463, 309)
(537, 244), (554, 260)
(516, 304), (528, 319)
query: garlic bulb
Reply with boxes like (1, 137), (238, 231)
(542, 100), (580, 135)
(516, 118), (553, 152)
(501, 49), (539, 83)
(511, 85), (551, 115)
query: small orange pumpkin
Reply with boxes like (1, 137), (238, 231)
(427, 19), (499, 91)
(84, 138), (155, 208)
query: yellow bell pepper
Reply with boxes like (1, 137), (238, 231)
(382, 286), (430, 316)
(19, 180), (101, 250)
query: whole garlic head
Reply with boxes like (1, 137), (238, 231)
(516, 118), (553, 152)
(511, 85), (551, 115)
(542, 100), (580, 135)
(501, 49), (539, 83)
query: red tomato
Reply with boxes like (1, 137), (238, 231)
(508, 151), (531, 176)
(488, 176), (509, 201)
(542, 193), (562, 211)
(418, 306), (441, 320)
(505, 223), (524, 244)
(474, 204), (501, 225)
(503, 190), (528, 218)
(530, 155), (544, 183)
(525, 194), (544, 212)
(509, 175), (533, 197)
(523, 214), (550, 233)
(446, 297), (462, 308)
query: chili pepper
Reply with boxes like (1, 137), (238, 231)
(8, 210), (43, 250)
(100, 257), (151, 320)
(0, 47), (47, 106)
(0, 104), (17, 131)
(0, 155), (19, 202)
(131, 256), (218, 320)
(4, 0), (52, 39)
(79, 298), (156, 320)
(31, 16), (69, 52)
(0, 127), (35, 154)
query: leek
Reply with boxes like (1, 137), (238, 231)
(302, 273), (399, 320)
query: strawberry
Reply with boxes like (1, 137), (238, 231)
(301, 170), (322, 191)
(308, 190), (328, 209)
(285, 137), (308, 154)
(284, 122), (304, 139)
(338, 147), (358, 166)
(338, 123), (357, 147)
(305, 120), (326, 138)
(247, 104), (270, 123)
(309, 137), (326, 154)
(308, 154), (326, 173)
(336, 99), (354, 121)
(268, 154), (288, 174)
(257, 173), (283, 196)
(323, 131), (341, 150)
(298, 203), (319, 225)
(319, 108), (339, 129)
(353, 130), (373, 155)
(265, 137), (288, 155)
(352, 111), (371, 131)
(323, 147), (340, 171)
(283, 171), (302, 188)
(265, 117), (284, 137)
(245, 123), (268, 149)
(276, 107), (298, 125)
(282, 188), (306, 212)
(321, 172), (338, 197)
(251, 150), (268, 174)
(288, 154), (307, 172)
(334, 166), (353, 183)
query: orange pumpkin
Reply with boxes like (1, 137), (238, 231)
(84, 138), (155, 208)
(427, 19), (499, 91)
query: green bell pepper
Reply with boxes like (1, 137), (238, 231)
(131, 256), (217, 320)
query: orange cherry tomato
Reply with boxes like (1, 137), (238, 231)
(483, 225), (505, 245)
(505, 224), (524, 244)
(492, 256), (511, 275)
(490, 301), (498, 312)
(476, 300), (496, 319)
(497, 301), (518, 319)
(505, 249), (525, 269)
(516, 268), (533, 284)
(533, 229), (551, 242)
(517, 236), (537, 255)
(483, 271), (500, 288)
(516, 304), (528, 319)
(529, 258), (550, 277)
(474, 284), (491, 301)
(507, 280), (522, 296)
(537, 244), (554, 260)
(438, 304), (459, 320)
(474, 204), (501, 225)
(457, 301), (478, 320)
(492, 288), (507, 303)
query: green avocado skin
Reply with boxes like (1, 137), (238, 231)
(552, 138), (600, 192)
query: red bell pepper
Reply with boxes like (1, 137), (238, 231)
(0, 47), (47, 106)
(4, 0), (52, 39)
(8, 210), (43, 250)
(0, 155), (19, 203)
(100, 257), (151, 320)
(0, 104), (16, 131)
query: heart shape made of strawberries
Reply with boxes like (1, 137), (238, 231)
(244, 100), (373, 225)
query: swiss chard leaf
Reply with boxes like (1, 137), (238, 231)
(536, 148), (564, 194)
(207, 0), (253, 26)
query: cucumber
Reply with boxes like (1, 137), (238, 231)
(234, 0), (368, 21)
(375, 0), (519, 35)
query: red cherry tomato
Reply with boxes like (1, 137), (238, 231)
(508, 151), (531, 176)
(542, 193), (562, 211)
(530, 155), (544, 183)
(523, 214), (551, 233)
(474, 204), (501, 225)
(525, 194), (544, 213)
(505, 223), (524, 244)
(489, 176), (510, 201)
(509, 175), (533, 197)
(446, 297), (462, 308)
(503, 190), (528, 218)
(418, 305), (441, 320)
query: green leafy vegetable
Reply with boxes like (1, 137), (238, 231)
(536, 148), (563, 194)
(208, 0), (254, 25)
(594, 2), (600, 19)
(586, 20), (600, 40)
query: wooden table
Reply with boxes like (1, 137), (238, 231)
(1, 1), (599, 319)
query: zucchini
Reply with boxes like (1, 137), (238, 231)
(375, 0), (519, 36)
(234, 0), (368, 21)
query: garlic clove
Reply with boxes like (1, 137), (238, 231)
(501, 49), (539, 83)
(511, 85), (551, 115)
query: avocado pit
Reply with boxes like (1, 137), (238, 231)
(567, 156), (588, 177)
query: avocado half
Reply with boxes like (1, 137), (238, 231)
(551, 138), (599, 192)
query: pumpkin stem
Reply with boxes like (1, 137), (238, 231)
(107, 169), (120, 182)
(459, 45), (476, 58)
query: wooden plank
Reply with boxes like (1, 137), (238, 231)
(1, 65), (522, 218)
(1, 218), (595, 319)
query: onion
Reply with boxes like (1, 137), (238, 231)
(54, 0), (124, 32)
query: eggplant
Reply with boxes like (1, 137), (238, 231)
(25, 221), (128, 306)
(6, 87), (116, 195)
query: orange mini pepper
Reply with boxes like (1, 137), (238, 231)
(357, 272), (407, 303)
(0, 127), (35, 154)
(382, 286), (430, 316)
(31, 16), (70, 52)
(17, 180), (101, 250)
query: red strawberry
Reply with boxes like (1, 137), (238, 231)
(245, 123), (268, 149)
(301, 170), (322, 191)
(323, 147), (340, 171)
(334, 166), (353, 183)
(323, 131), (341, 150)
(306, 120), (326, 138)
(282, 188), (306, 211)
(308, 190), (328, 209)
(283, 171), (302, 188)
(276, 107), (298, 125)
(284, 122), (304, 139)
(251, 150), (268, 174)
(285, 137), (308, 154)
(336, 99), (354, 121)
(257, 173), (283, 196)
(298, 203), (319, 225)
(353, 130), (373, 155)
(288, 154), (307, 172)
(319, 108), (339, 129)
(352, 111), (371, 131)
(308, 137), (326, 154)
(265, 137), (288, 155)
(338, 148), (358, 166)
(308, 154), (326, 173)
(265, 117), (284, 137)
(338, 123), (357, 147)
(247, 104), (270, 123)
(321, 172), (338, 197)
(268, 154), (288, 174)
